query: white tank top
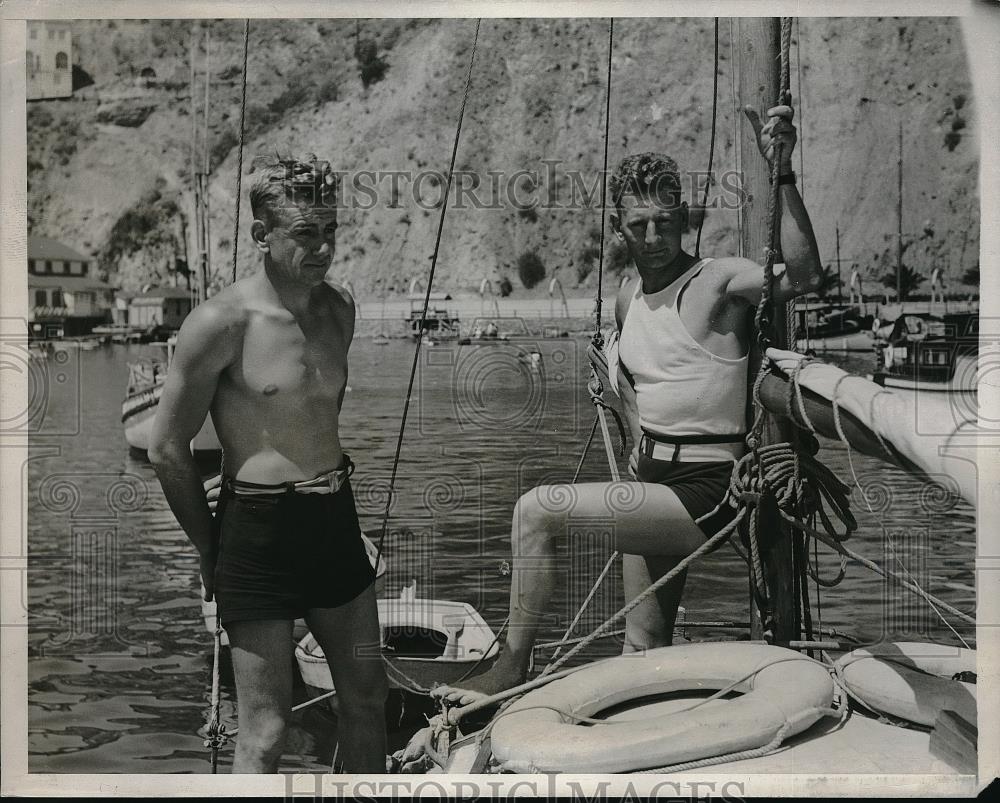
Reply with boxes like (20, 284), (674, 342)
(619, 258), (748, 462)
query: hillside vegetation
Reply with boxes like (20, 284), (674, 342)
(27, 17), (978, 298)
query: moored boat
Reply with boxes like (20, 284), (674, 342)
(458, 316), (535, 345)
(295, 583), (500, 710)
(793, 302), (876, 354)
(869, 311), (978, 392)
(121, 336), (222, 454)
(406, 293), (460, 340)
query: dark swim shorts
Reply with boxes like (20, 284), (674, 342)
(635, 456), (738, 542)
(212, 479), (376, 626)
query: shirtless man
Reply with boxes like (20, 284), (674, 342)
(148, 155), (387, 773)
(433, 105), (822, 704)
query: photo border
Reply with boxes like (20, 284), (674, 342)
(2, 0), (996, 796)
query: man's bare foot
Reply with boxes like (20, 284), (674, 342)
(430, 663), (526, 707)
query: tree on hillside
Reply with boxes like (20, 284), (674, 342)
(355, 38), (388, 88)
(962, 263), (980, 286)
(813, 264), (842, 299)
(879, 264), (925, 301)
(517, 251), (546, 289)
(606, 238), (630, 275)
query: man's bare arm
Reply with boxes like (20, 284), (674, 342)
(148, 302), (238, 595)
(724, 105), (823, 306)
(327, 280), (356, 412)
(721, 179), (823, 305)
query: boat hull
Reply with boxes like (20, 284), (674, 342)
(295, 597), (500, 709)
(122, 382), (221, 453)
(869, 353), (978, 392)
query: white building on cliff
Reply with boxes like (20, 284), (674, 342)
(27, 20), (73, 101)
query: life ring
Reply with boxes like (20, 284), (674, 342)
(834, 642), (976, 727)
(883, 345), (894, 369)
(489, 642), (834, 773)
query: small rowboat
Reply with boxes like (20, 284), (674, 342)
(200, 532), (387, 647)
(295, 583), (500, 710)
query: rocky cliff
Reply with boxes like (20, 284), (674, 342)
(26, 17), (978, 298)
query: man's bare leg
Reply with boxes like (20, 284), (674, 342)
(227, 619), (295, 773)
(621, 553), (687, 653)
(433, 481), (707, 705)
(306, 583), (388, 773)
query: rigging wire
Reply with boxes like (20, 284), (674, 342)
(593, 18), (615, 336)
(694, 18), (720, 259)
(545, 18), (619, 669)
(792, 14), (824, 636)
(205, 22), (251, 772)
(231, 20), (250, 285)
(728, 17), (743, 257)
(372, 20), (483, 570)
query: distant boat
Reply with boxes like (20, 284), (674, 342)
(458, 316), (534, 346)
(869, 311), (978, 392)
(121, 335), (221, 453)
(406, 293), (460, 340)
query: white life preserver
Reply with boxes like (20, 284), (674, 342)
(883, 345), (894, 369)
(834, 642), (976, 727)
(489, 642), (834, 773)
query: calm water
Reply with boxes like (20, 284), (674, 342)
(26, 338), (977, 772)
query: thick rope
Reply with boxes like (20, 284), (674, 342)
(742, 16), (796, 631)
(694, 18), (720, 260)
(204, 623), (229, 772)
(570, 416), (599, 483)
(543, 551), (620, 669)
(373, 19), (481, 569)
(453, 614), (511, 684)
(538, 513), (744, 680)
(230, 20), (250, 285)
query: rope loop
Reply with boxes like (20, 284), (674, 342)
(204, 722), (232, 751)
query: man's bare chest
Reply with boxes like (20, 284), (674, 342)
(235, 316), (347, 404)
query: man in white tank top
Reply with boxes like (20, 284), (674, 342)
(430, 105), (823, 708)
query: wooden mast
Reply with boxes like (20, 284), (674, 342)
(737, 18), (799, 643)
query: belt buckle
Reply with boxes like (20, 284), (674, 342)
(327, 469), (345, 494)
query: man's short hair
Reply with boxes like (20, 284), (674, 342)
(248, 151), (339, 226)
(610, 153), (683, 214)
